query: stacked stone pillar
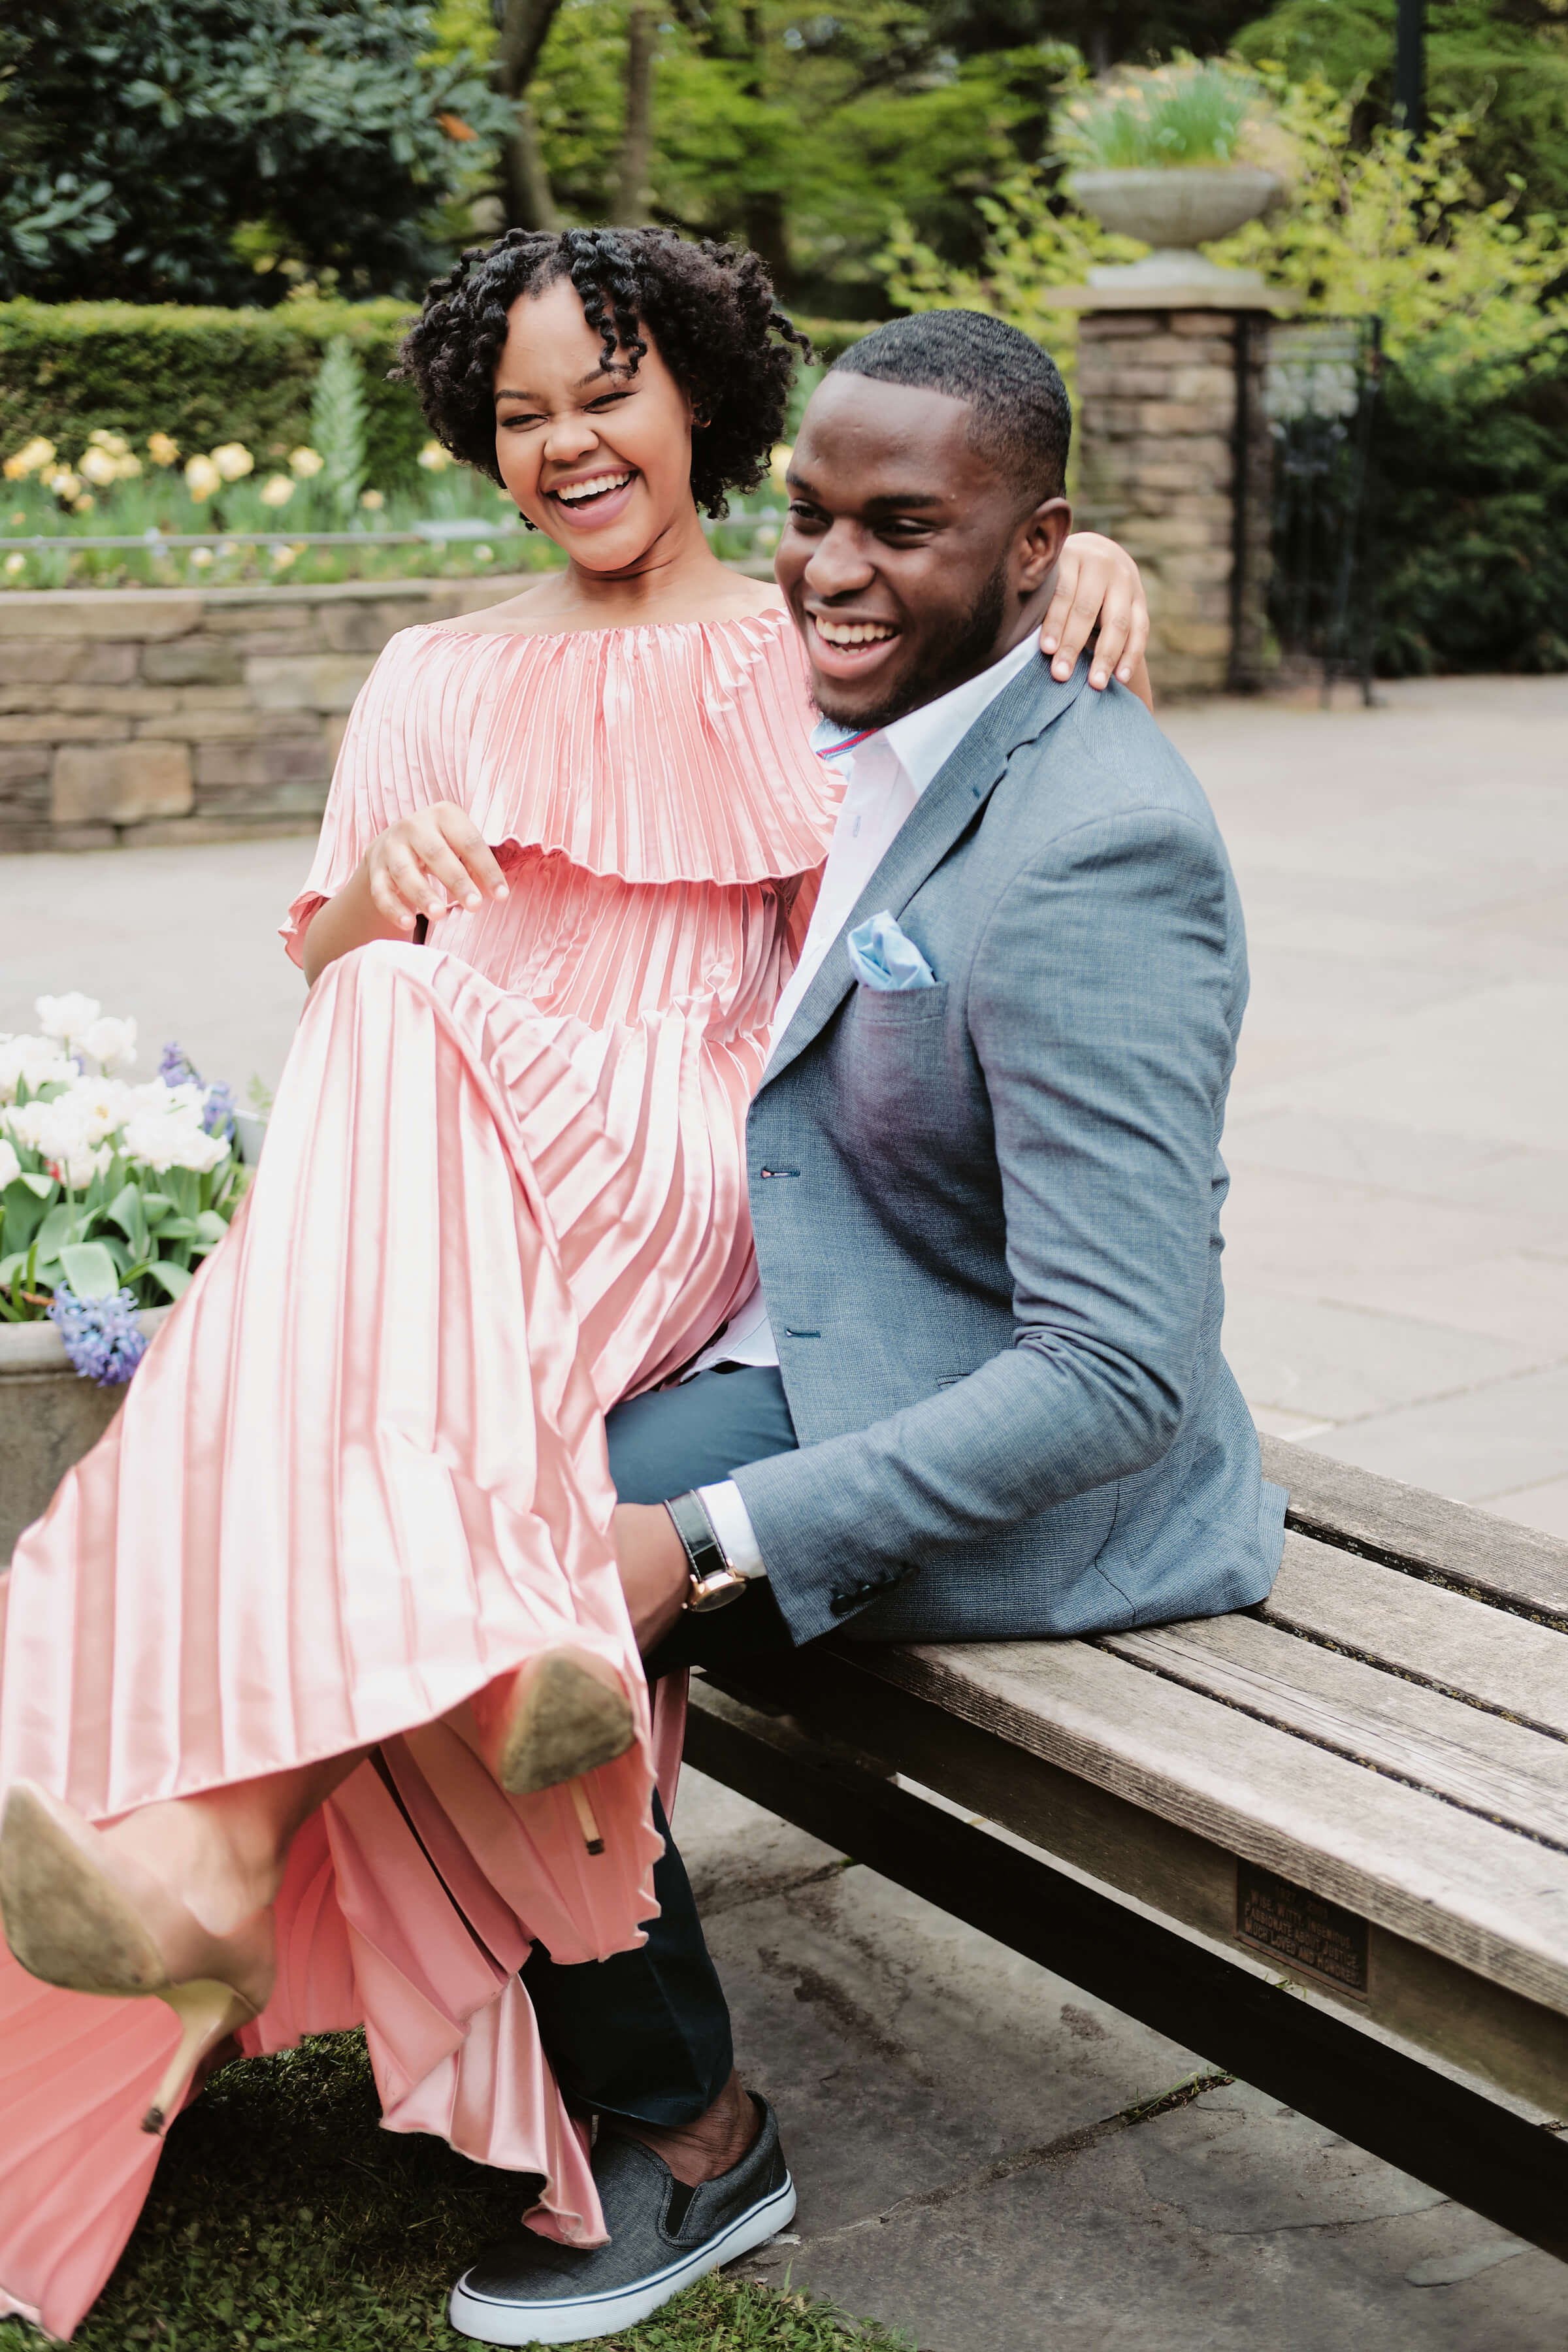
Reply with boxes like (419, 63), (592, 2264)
(1063, 293), (1280, 696)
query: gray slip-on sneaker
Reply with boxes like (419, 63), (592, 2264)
(448, 2094), (796, 2347)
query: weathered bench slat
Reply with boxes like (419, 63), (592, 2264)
(1103, 1616), (1568, 1848)
(688, 1678), (1568, 2261)
(1259, 1433), (1568, 1622)
(858, 1639), (1568, 2013)
(1262, 1531), (1568, 1737)
(710, 1644), (1568, 2119)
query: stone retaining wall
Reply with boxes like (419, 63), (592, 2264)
(0, 576), (532, 854)
(1074, 307), (1273, 698)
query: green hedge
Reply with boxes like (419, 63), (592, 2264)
(1372, 358), (1568, 675)
(0, 299), (429, 488)
(0, 300), (878, 490)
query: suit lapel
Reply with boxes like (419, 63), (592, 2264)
(760, 654), (1088, 1090)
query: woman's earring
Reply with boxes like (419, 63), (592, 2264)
(693, 414), (711, 431)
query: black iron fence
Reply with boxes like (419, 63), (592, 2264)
(1266, 317), (1383, 702)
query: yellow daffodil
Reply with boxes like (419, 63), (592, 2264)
(72, 493), (95, 514)
(87, 430), (131, 457)
(270, 544), (299, 568)
(259, 474), (295, 508)
(4, 437), (57, 481)
(189, 547), (215, 568)
(212, 443), (254, 483)
(184, 454), (221, 502)
(3, 553), (25, 576)
(79, 447), (121, 489)
(148, 433), (180, 467)
(359, 488), (385, 511)
(47, 468), (82, 502)
(289, 446), (324, 478)
(417, 440), (451, 472)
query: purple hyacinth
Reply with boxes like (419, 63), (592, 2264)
(159, 1039), (200, 1088)
(201, 1079), (236, 1140)
(47, 1284), (148, 1385)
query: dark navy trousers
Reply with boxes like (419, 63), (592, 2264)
(520, 1366), (798, 2126)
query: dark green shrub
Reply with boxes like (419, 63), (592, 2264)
(1373, 356), (1568, 675)
(0, 299), (429, 490)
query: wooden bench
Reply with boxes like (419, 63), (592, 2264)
(685, 1435), (1568, 2261)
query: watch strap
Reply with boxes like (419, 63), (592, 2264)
(664, 1490), (749, 1612)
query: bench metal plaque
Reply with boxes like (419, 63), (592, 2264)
(1236, 1862), (1369, 1998)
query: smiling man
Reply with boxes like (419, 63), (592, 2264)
(449, 308), (1283, 2349)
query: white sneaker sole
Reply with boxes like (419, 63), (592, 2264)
(448, 2174), (797, 2347)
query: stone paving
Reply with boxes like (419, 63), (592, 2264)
(2, 673), (1565, 2345)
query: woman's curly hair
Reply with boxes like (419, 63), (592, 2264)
(395, 226), (811, 519)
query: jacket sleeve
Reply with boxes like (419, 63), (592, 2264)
(732, 801), (1238, 1644)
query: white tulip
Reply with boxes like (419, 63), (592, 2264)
(0, 1033), (75, 1103)
(80, 1015), (137, 1073)
(35, 992), (101, 1049)
(5, 1095), (110, 1189)
(0, 1138), (19, 1191)
(69, 1077), (136, 1144)
(119, 1105), (229, 1175)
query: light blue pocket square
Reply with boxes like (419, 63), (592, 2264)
(846, 909), (938, 992)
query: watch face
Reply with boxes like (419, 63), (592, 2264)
(687, 1566), (750, 1612)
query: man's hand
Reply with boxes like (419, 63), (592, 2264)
(613, 1503), (690, 1654)
(1039, 532), (1153, 708)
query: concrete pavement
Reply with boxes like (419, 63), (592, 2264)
(2, 674), (1565, 2346)
(1163, 675), (1568, 1540)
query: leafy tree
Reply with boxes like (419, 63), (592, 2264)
(1234, 0), (1568, 216)
(1213, 65), (1568, 387)
(0, 1), (511, 304)
(431, 0), (1266, 309)
(515, 1), (1083, 307)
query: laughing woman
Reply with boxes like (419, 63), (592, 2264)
(0, 226), (1150, 2340)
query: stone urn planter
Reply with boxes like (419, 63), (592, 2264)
(1072, 165), (1280, 293)
(0, 1309), (169, 1563)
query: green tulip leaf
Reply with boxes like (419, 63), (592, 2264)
(57, 1241), (122, 1299)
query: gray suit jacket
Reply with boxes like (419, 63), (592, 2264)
(732, 651), (1286, 1646)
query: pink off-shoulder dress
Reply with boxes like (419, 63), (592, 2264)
(0, 608), (837, 2340)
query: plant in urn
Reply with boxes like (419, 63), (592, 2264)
(1060, 59), (1281, 294)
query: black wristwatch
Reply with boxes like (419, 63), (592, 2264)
(664, 1491), (751, 1613)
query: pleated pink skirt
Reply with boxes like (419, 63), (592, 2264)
(0, 939), (764, 2339)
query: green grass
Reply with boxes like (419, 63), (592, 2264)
(0, 2035), (906, 2352)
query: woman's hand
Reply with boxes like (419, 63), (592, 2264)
(301, 802), (510, 985)
(1040, 533), (1153, 710)
(363, 802), (509, 934)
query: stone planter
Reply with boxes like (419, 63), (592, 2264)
(1072, 166), (1279, 293)
(1, 1309), (169, 1563)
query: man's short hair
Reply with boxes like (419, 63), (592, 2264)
(831, 310), (1071, 505)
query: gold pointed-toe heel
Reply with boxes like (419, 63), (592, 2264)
(480, 1649), (636, 1840)
(0, 1780), (275, 2135)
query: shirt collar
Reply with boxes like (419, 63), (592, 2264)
(811, 632), (1041, 795)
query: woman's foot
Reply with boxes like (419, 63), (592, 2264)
(0, 1781), (276, 2134)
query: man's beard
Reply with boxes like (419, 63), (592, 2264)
(817, 557), (1011, 733)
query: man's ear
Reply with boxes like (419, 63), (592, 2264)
(1015, 496), (1072, 593)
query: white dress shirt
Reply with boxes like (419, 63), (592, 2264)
(690, 632), (1042, 1575)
